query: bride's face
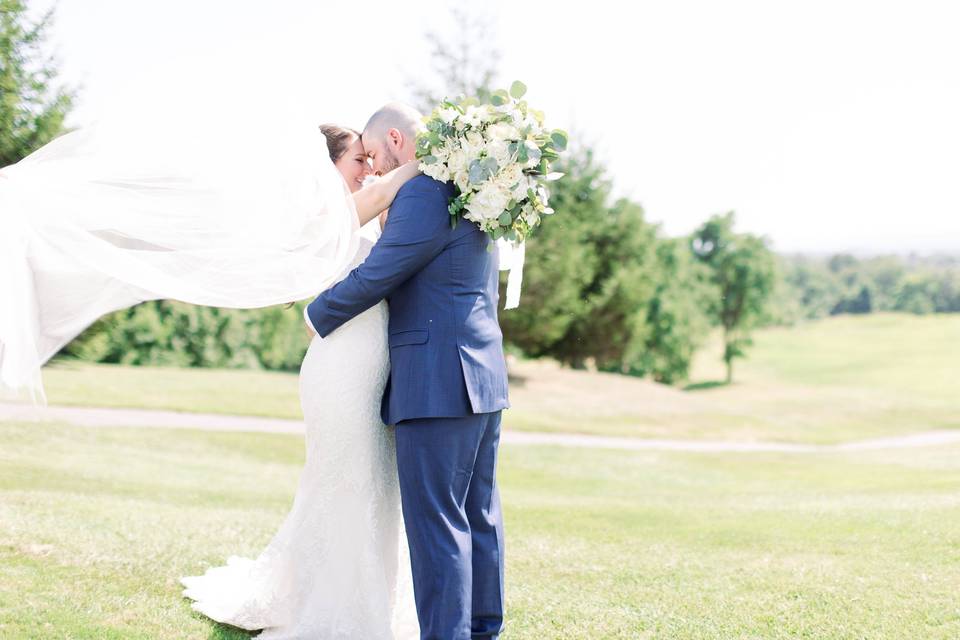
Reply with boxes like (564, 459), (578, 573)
(335, 135), (372, 192)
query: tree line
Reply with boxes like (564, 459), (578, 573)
(3, 2), (956, 385)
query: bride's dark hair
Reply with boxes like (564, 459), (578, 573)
(320, 124), (361, 162)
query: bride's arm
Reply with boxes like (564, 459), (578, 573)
(352, 161), (420, 226)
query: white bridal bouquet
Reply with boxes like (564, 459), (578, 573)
(416, 81), (568, 308)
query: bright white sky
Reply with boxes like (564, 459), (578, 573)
(41, 0), (960, 254)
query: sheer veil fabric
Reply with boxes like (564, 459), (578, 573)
(0, 102), (360, 400)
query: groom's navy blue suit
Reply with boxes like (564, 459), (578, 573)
(306, 174), (509, 640)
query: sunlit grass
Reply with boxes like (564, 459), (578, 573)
(2, 420), (959, 638)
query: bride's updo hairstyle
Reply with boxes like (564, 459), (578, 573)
(320, 124), (360, 163)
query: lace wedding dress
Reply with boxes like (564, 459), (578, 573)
(180, 224), (419, 639)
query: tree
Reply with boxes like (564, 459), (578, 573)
(692, 212), (776, 383)
(405, 8), (500, 114)
(499, 147), (704, 378)
(497, 149), (614, 362)
(894, 274), (938, 315)
(932, 270), (960, 312)
(0, 0), (75, 166)
(552, 195), (659, 372)
(831, 281), (873, 314)
(780, 256), (843, 319)
(63, 300), (312, 371)
(861, 256), (905, 311)
(637, 238), (714, 383)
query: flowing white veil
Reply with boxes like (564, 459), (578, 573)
(0, 92), (360, 401)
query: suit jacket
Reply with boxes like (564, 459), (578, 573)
(306, 174), (510, 425)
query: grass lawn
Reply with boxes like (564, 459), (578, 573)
(32, 313), (960, 444)
(1, 420), (959, 638)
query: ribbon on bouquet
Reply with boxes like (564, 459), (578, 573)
(496, 238), (526, 310)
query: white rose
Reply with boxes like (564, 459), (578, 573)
(431, 144), (450, 164)
(466, 181), (512, 222)
(476, 106), (494, 123)
(514, 175), (535, 201)
(438, 108), (459, 125)
(461, 105), (483, 128)
(460, 131), (485, 159)
(447, 149), (468, 176)
(421, 161), (450, 183)
(486, 140), (511, 167)
(487, 122), (519, 142)
(454, 170), (470, 193)
(497, 163), (523, 193)
(500, 163), (522, 183)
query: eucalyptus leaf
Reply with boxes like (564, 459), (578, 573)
(490, 90), (509, 106)
(526, 143), (542, 164)
(468, 157), (499, 184)
(510, 80), (527, 99)
(468, 160), (486, 184)
(550, 129), (569, 151)
(481, 156), (499, 176)
(517, 144), (529, 164)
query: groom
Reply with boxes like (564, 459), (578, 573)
(304, 102), (509, 640)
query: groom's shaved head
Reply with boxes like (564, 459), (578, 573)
(363, 102), (422, 141)
(362, 102), (423, 174)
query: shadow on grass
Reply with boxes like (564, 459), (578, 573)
(684, 380), (730, 392)
(206, 623), (254, 639)
(184, 606), (254, 639)
(46, 356), (86, 370)
(507, 370), (528, 387)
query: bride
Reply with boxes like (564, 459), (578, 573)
(179, 125), (421, 638)
(0, 116), (422, 637)
(180, 124), (422, 638)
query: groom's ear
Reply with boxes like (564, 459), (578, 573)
(387, 127), (404, 150)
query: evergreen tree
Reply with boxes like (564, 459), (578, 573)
(0, 0), (75, 166)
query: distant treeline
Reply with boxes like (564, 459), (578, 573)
(9, 1), (954, 385)
(777, 254), (960, 320)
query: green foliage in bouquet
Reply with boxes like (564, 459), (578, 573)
(415, 81), (568, 243)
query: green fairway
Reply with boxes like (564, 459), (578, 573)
(33, 313), (960, 444)
(2, 420), (959, 639)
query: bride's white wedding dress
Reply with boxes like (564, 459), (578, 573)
(180, 223), (419, 639)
